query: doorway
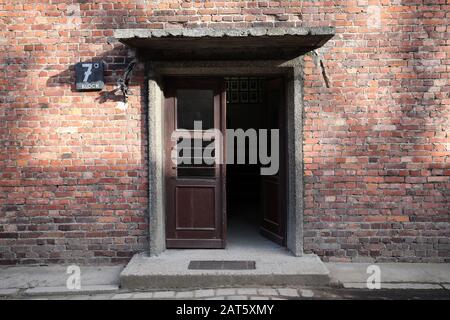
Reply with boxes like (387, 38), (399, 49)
(164, 76), (286, 249)
(226, 76), (286, 249)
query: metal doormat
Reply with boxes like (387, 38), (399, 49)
(188, 260), (256, 270)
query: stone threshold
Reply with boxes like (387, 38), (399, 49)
(120, 252), (331, 290)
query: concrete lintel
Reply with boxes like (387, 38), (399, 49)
(114, 27), (335, 40)
(116, 27), (335, 60)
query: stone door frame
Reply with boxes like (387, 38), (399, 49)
(145, 59), (305, 256)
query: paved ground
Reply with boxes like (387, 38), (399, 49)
(0, 265), (123, 289)
(3, 286), (450, 300)
(1, 262), (449, 300)
(326, 262), (450, 289)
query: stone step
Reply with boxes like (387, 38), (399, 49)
(120, 252), (330, 290)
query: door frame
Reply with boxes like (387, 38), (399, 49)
(145, 59), (305, 257)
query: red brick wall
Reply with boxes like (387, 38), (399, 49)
(301, 0), (450, 262)
(0, 0), (150, 264)
(0, 1), (448, 264)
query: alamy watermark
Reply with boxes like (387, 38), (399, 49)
(367, 5), (381, 29)
(171, 121), (279, 176)
(66, 265), (81, 290)
(366, 264), (381, 289)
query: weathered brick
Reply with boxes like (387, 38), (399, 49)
(0, 1), (448, 266)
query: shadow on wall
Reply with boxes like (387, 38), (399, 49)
(43, 0), (152, 103)
(390, 2), (449, 217)
(45, 48), (137, 105)
(301, 2), (449, 262)
(366, 3), (450, 257)
(1, 0), (152, 165)
(0, 1), (154, 264)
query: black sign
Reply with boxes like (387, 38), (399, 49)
(75, 61), (104, 91)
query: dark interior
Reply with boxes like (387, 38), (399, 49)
(225, 77), (275, 241)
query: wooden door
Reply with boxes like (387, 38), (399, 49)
(164, 78), (226, 248)
(260, 78), (286, 245)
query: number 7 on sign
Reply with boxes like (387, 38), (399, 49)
(82, 63), (93, 82)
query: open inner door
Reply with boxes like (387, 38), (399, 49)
(164, 78), (226, 248)
(260, 78), (286, 245)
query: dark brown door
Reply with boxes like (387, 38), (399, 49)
(260, 78), (286, 245)
(164, 78), (226, 248)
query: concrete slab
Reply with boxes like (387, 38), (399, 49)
(120, 251), (330, 290)
(236, 288), (258, 295)
(327, 262), (450, 286)
(175, 291), (195, 299)
(112, 293), (134, 300)
(300, 289), (315, 298)
(133, 292), (154, 299)
(277, 288), (299, 297)
(216, 288), (237, 296)
(0, 265), (124, 290)
(153, 291), (176, 299)
(24, 285), (119, 296)
(342, 282), (442, 290)
(0, 288), (19, 297)
(380, 283), (442, 290)
(226, 295), (248, 300)
(257, 288), (278, 296)
(194, 289), (215, 298)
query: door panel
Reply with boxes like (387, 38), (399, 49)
(176, 89), (215, 130)
(165, 78), (226, 249)
(260, 78), (286, 245)
(175, 186), (215, 230)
